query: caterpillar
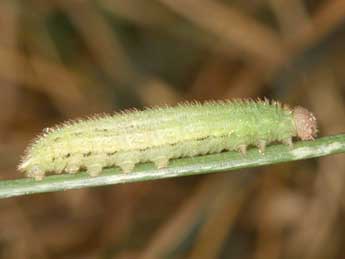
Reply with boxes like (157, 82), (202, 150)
(18, 99), (318, 180)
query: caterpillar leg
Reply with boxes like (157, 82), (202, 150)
(238, 144), (247, 155)
(27, 166), (45, 181)
(65, 154), (83, 174)
(65, 164), (80, 174)
(87, 164), (103, 177)
(53, 159), (67, 174)
(282, 137), (293, 148)
(118, 162), (135, 173)
(153, 157), (170, 169)
(257, 140), (266, 154)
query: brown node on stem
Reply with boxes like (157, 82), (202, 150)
(292, 106), (318, 140)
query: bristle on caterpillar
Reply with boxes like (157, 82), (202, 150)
(18, 99), (318, 180)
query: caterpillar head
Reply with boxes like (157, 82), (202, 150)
(293, 106), (318, 140)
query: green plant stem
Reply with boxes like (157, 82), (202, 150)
(1, 134), (344, 199)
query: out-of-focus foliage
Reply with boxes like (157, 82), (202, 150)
(0, 0), (344, 258)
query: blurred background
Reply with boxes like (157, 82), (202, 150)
(0, 0), (345, 258)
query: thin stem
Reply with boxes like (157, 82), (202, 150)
(1, 134), (344, 199)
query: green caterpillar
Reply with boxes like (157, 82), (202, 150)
(18, 99), (318, 180)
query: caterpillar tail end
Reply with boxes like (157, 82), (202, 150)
(292, 106), (318, 141)
(18, 158), (45, 181)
